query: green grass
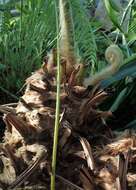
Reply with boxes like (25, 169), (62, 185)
(0, 0), (56, 100)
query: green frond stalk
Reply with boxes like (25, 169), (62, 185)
(51, 1), (61, 190)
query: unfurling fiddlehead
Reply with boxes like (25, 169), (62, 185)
(83, 45), (124, 87)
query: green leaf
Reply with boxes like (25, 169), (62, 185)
(109, 87), (128, 112)
(103, 0), (123, 33)
(101, 61), (136, 87)
(109, 0), (120, 12)
(127, 32), (136, 43)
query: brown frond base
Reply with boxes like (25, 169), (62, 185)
(0, 52), (135, 190)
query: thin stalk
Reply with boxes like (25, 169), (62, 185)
(51, 1), (61, 190)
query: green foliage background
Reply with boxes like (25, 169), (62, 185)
(0, 0), (98, 98)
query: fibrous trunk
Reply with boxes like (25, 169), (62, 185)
(0, 51), (135, 190)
